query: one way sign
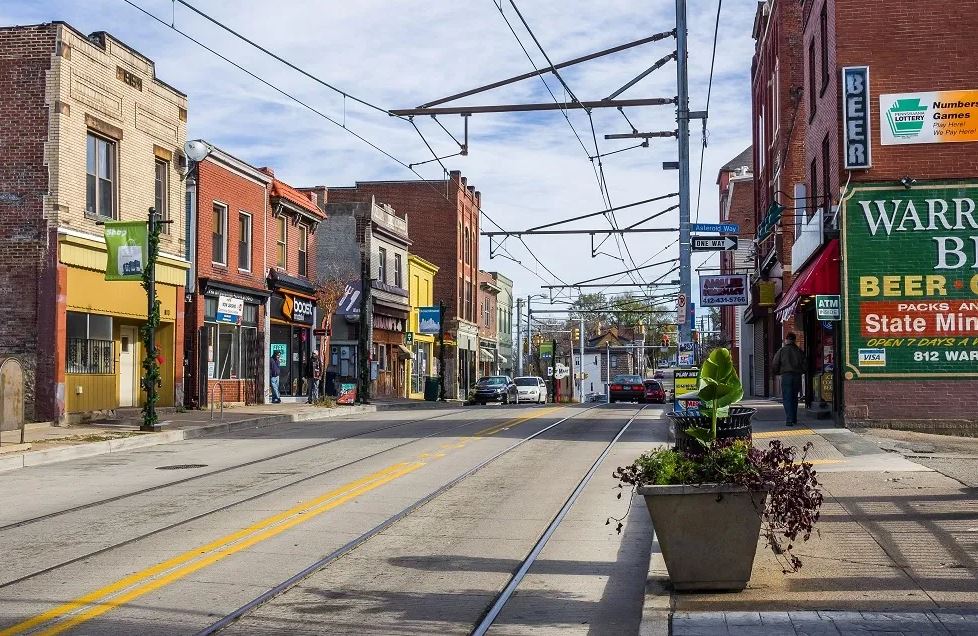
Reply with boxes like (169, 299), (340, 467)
(691, 235), (738, 252)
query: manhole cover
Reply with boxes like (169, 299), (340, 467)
(156, 464), (208, 470)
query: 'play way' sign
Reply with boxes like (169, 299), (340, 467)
(691, 236), (738, 251)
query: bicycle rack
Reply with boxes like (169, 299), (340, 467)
(209, 383), (224, 423)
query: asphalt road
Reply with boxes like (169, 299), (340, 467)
(0, 403), (668, 635)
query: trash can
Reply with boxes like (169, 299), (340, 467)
(424, 377), (441, 402)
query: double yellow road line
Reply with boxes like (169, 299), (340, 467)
(1, 406), (565, 636)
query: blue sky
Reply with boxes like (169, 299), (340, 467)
(2, 0), (758, 311)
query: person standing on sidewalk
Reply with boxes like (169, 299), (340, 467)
(269, 351), (282, 404)
(307, 351), (322, 404)
(772, 332), (805, 426)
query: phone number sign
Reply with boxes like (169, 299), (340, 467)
(842, 182), (978, 379)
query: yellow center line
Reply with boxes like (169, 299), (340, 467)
(4, 404), (567, 635)
(805, 458), (844, 466)
(753, 428), (817, 439)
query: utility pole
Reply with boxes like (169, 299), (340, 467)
(526, 295), (534, 375)
(516, 297), (523, 376)
(358, 253), (372, 404)
(578, 317), (585, 403)
(676, 0), (693, 347)
(550, 338), (558, 404)
(438, 301), (446, 401)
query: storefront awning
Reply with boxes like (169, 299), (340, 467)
(497, 354), (507, 364)
(397, 344), (414, 359)
(775, 239), (840, 322)
(480, 347), (496, 362)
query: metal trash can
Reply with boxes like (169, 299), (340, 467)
(424, 377), (441, 402)
(669, 407), (756, 453)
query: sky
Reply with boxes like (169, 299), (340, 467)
(2, 0), (758, 316)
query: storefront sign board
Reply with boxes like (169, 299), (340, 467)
(216, 295), (244, 324)
(700, 274), (748, 306)
(880, 90), (978, 145)
(815, 295), (841, 321)
(842, 67), (872, 169)
(842, 182), (978, 379)
(673, 369), (700, 415)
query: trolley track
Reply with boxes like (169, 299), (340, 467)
(0, 407), (470, 533)
(193, 404), (645, 636)
(0, 406), (538, 591)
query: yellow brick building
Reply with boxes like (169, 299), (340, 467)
(407, 255), (439, 399)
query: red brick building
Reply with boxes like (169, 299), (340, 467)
(793, 0), (978, 429)
(328, 171), (481, 399)
(184, 145), (272, 407)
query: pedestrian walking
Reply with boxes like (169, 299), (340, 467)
(307, 351), (322, 404)
(772, 332), (805, 426)
(269, 350), (282, 404)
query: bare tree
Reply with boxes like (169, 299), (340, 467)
(315, 259), (359, 362)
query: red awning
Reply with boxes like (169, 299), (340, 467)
(774, 239), (840, 322)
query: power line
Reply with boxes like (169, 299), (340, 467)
(693, 0), (722, 226)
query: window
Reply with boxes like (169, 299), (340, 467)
(204, 298), (258, 380)
(394, 253), (402, 288)
(773, 59), (780, 136)
(483, 296), (490, 327)
(821, 133), (832, 213)
(808, 41), (817, 118)
(212, 202), (228, 264)
(819, 3), (829, 93)
(757, 107), (765, 171)
(238, 212), (252, 271)
(458, 276), (463, 315)
(86, 133), (116, 218)
(464, 228), (470, 264)
(464, 282), (471, 322)
(154, 159), (169, 233)
(377, 247), (387, 283)
(809, 158), (819, 221)
(276, 216), (287, 268)
(66, 311), (114, 374)
(298, 225), (308, 277)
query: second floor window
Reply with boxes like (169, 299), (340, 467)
(276, 216), (287, 269)
(86, 133), (115, 218)
(154, 159), (169, 233)
(298, 224), (308, 277)
(212, 202), (227, 265)
(378, 247), (387, 283)
(238, 212), (252, 271)
(464, 228), (470, 264)
(483, 297), (490, 327)
(394, 253), (402, 288)
(820, 3), (829, 93)
(808, 41), (817, 118)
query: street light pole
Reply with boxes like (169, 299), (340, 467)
(676, 0), (693, 347)
(516, 297), (523, 376)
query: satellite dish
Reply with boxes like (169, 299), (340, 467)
(183, 140), (212, 162)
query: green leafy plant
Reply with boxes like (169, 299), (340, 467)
(678, 347), (743, 446)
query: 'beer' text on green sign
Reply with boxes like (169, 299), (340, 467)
(816, 295), (841, 321)
(842, 182), (978, 379)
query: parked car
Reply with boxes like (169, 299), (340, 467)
(609, 374), (646, 403)
(653, 370), (665, 380)
(643, 379), (667, 404)
(470, 376), (519, 405)
(514, 376), (548, 404)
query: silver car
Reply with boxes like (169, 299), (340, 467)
(514, 376), (548, 404)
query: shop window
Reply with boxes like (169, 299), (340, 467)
(238, 212), (252, 271)
(155, 159), (169, 234)
(86, 133), (116, 218)
(394, 253), (402, 288)
(205, 299), (259, 379)
(377, 247), (387, 283)
(66, 311), (114, 374)
(212, 202), (228, 265)
(276, 216), (287, 269)
(298, 224), (308, 277)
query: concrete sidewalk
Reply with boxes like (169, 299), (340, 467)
(0, 397), (460, 473)
(641, 402), (978, 635)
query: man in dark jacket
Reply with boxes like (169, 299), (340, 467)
(772, 332), (805, 426)
(307, 351), (322, 404)
(269, 351), (282, 404)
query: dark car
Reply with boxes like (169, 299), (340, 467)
(643, 380), (667, 404)
(609, 374), (646, 403)
(470, 376), (519, 405)
(653, 370), (665, 380)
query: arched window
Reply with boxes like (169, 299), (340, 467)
(464, 227), (470, 264)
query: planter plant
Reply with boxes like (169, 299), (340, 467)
(610, 348), (823, 591)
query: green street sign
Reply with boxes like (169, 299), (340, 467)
(815, 295), (841, 321)
(405, 332), (414, 344)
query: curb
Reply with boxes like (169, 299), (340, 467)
(0, 405), (378, 473)
(639, 549), (672, 635)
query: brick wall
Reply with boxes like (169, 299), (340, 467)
(0, 25), (57, 420)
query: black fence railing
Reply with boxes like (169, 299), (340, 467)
(67, 338), (114, 374)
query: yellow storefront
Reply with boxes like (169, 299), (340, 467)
(407, 255), (439, 399)
(59, 232), (188, 416)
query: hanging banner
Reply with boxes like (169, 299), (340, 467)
(104, 221), (148, 281)
(418, 306), (441, 334)
(336, 282), (362, 317)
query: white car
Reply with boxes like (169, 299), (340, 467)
(514, 376), (548, 404)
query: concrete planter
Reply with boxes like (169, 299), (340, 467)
(636, 484), (767, 591)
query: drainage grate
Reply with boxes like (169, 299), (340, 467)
(156, 464), (208, 470)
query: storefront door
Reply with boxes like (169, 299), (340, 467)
(119, 325), (138, 407)
(271, 324), (291, 396)
(291, 326), (309, 397)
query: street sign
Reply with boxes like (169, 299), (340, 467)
(405, 332), (414, 344)
(554, 363), (569, 380)
(691, 236), (738, 252)
(815, 295), (841, 321)
(691, 222), (739, 234)
(699, 274), (748, 306)
(546, 366), (554, 377)
(679, 341), (694, 353)
(676, 293), (687, 325)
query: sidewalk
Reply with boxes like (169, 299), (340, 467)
(0, 397), (459, 473)
(642, 401), (978, 635)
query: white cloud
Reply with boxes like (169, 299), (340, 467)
(3, 0), (757, 309)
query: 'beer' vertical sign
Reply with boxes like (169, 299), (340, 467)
(842, 66), (872, 170)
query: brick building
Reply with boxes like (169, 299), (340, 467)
(790, 0), (978, 429)
(0, 23), (188, 421)
(748, 0), (807, 400)
(477, 271), (501, 377)
(327, 171), (481, 399)
(716, 147), (755, 384)
(184, 144), (272, 407)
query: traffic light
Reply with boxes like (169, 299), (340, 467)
(532, 333), (543, 346)
(572, 327), (580, 342)
(661, 334), (670, 347)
